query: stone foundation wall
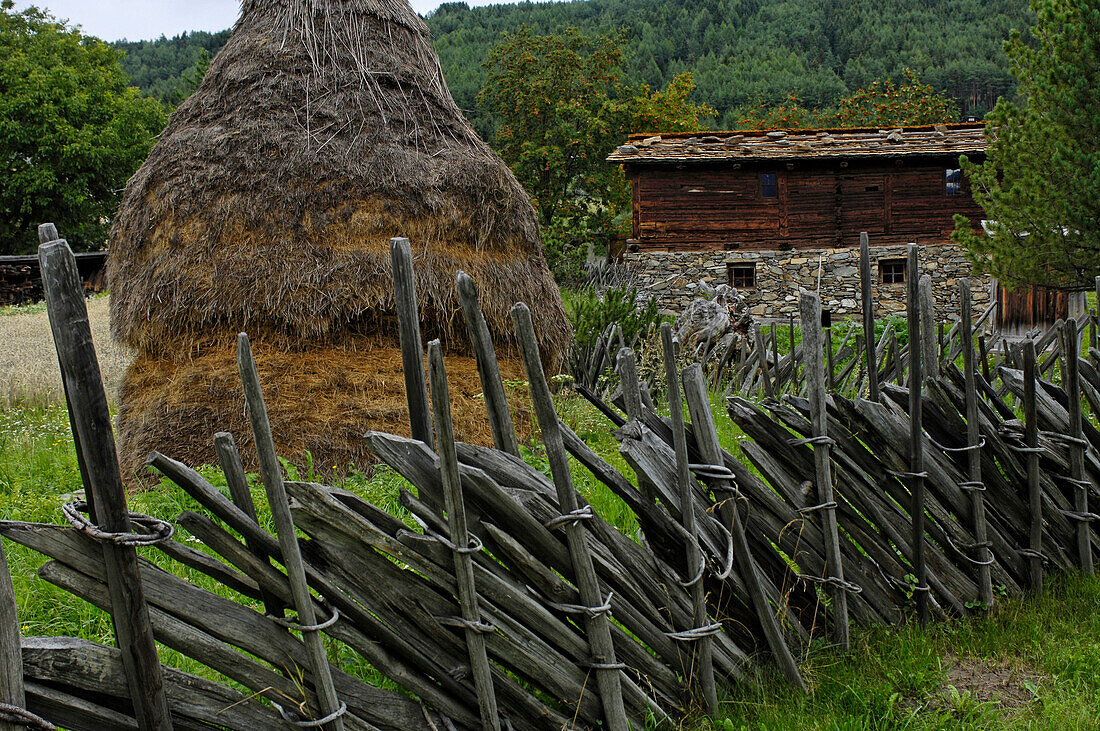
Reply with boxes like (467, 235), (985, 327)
(624, 243), (991, 323)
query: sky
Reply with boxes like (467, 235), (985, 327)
(12, 0), (522, 42)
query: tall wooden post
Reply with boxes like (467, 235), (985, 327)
(428, 340), (501, 731)
(238, 334), (345, 730)
(38, 224), (94, 519)
(919, 274), (937, 379)
(1094, 276), (1100, 353)
(511, 303), (628, 731)
(905, 244), (930, 625)
(1023, 339), (1042, 594)
(456, 271), (518, 457)
(1062, 320), (1092, 574)
(660, 326), (717, 715)
(391, 238), (434, 452)
(39, 239), (173, 729)
(0, 541), (24, 731)
(213, 432), (286, 617)
(680, 366), (806, 692)
(860, 232), (879, 401)
(800, 291), (850, 648)
(961, 281), (993, 607)
(754, 323), (775, 399)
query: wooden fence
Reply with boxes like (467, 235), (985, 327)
(0, 229), (1097, 729)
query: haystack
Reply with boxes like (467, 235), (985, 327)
(108, 0), (568, 479)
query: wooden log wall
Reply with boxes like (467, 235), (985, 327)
(627, 159), (985, 251)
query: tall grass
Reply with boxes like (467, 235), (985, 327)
(1, 383), (1099, 728)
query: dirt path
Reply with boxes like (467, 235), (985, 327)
(0, 296), (132, 405)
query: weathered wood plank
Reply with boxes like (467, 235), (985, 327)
(428, 340), (501, 731)
(38, 239), (172, 730)
(511, 303), (630, 731)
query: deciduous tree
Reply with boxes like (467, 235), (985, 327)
(0, 1), (166, 254)
(479, 27), (711, 280)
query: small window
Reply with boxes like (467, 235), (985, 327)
(760, 173), (777, 199)
(880, 258), (907, 285)
(729, 263), (756, 289)
(945, 168), (962, 196)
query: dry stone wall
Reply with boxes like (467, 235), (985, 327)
(624, 243), (992, 323)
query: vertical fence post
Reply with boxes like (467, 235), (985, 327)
(213, 432), (287, 618)
(800, 291), (850, 648)
(39, 239), (174, 730)
(771, 324), (781, 393)
(860, 232), (879, 401)
(456, 271), (518, 458)
(237, 334), (345, 730)
(391, 237), (434, 452)
(617, 349), (658, 504)
(1022, 339), (1043, 594)
(680, 366), (806, 692)
(427, 340), (501, 731)
(788, 314), (796, 394)
(616, 348), (644, 422)
(960, 281), (994, 608)
(754, 323), (775, 400)
(511, 303), (628, 731)
(659, 326), (717, 715)
(1094, 276), (1100, 353)
(0, 540), (23, 731)
(905, 244), (930, 625)
(919, 274), (938, 379)
(1061, 321), (1092, 574)
(37, 225), (95, 520)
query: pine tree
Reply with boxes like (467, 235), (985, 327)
(953, 0), (1100, 291)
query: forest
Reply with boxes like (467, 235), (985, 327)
(114, 0), (1031, 131)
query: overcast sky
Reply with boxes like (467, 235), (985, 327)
(13, 0), (524, 41)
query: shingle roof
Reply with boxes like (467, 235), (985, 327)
(606, 124), (986, 163)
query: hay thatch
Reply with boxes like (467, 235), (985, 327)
(108, 0), (568, 363)
(107, 0), (569, 478)
(117, 335), (533, 482)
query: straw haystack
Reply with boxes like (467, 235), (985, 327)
(108, 0), (568, 479)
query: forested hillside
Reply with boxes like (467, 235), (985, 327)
(116, 30), (230, 104)
(113, 0), (1030, 129)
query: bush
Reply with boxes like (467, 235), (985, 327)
(566, 285), (663, 391)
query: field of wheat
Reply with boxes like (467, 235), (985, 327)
(0, 295), (132, 406)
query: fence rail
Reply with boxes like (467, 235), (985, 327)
(0, 229), (1097, 729)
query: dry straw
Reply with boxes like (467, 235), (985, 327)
(108, 0), (565, 479)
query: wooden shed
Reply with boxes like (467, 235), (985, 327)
(608, 124), (987, 253)
(606, 125), (996, 323)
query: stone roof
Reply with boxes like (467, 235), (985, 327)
(607, 124), (986, 164)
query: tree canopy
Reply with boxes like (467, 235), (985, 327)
(953, 0), (1100, 290)
(115, 0), (1030, 135)
(479, 27), (711, 280)
(0, 1), (166, 254)
(739, 71), (961, 129)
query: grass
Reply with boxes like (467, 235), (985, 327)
(705, 574), (1100, 729)
(3, 294), (1100, 728)
(4, 395), (1100, 728)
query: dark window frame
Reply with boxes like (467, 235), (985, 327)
(728, 262), (757, 289)
(880, 258), (907, 285)
(945, 167), (962, 197)
(759, 172), (778, 200)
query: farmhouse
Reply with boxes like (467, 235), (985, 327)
(608, 124), (991, 321)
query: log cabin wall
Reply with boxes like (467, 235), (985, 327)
(625, 159), (985, 252)
(608, 125), (992, 321)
